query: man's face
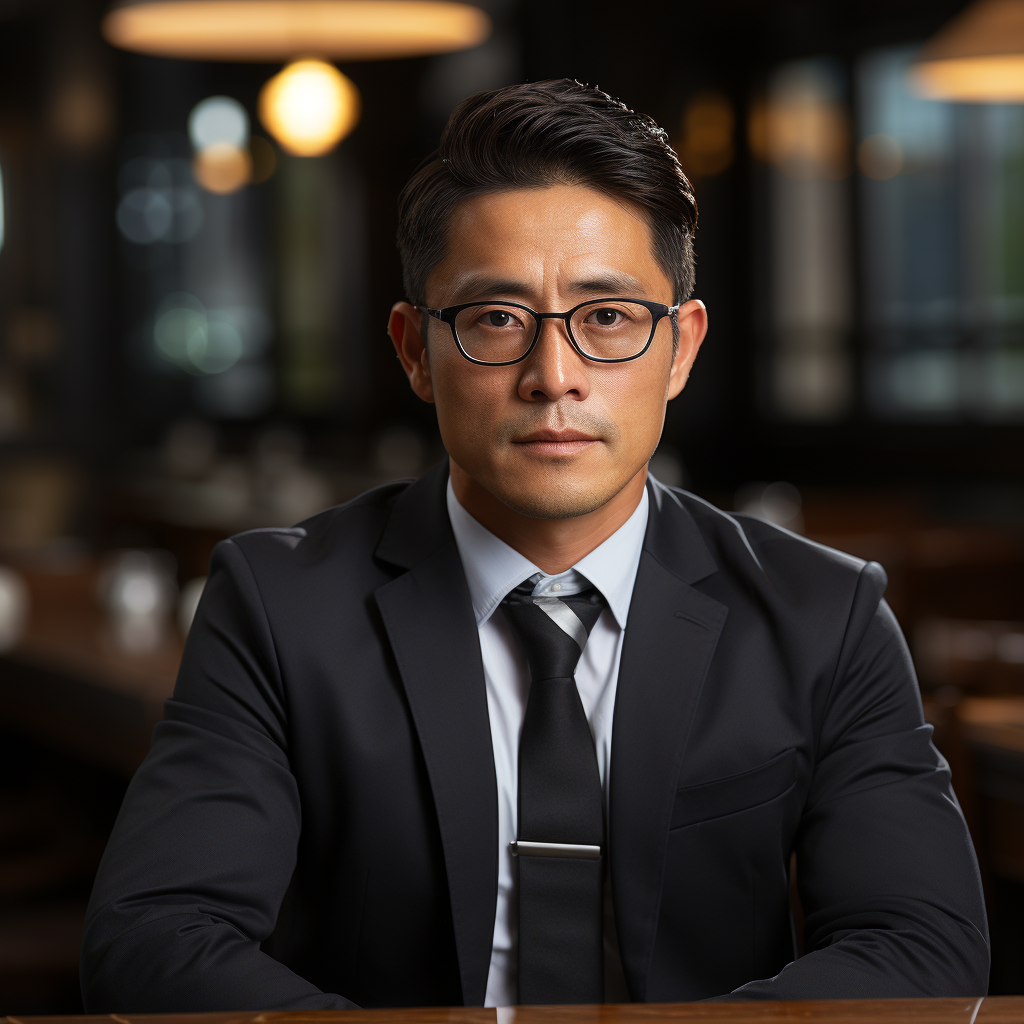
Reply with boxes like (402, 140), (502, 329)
(395, 183), (706, 520)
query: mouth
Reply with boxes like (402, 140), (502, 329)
(512, 429), (601, 456)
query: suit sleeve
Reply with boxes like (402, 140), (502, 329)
(725, 562), (990, 999)
(80, 539), (356, 1011)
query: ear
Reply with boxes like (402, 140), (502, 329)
(388, 302), (434, 404)
(667, 299), (708, 401)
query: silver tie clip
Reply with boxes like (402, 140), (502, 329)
(509, 840), (601, 860)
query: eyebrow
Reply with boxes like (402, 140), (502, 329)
(445, 271), (647, 305)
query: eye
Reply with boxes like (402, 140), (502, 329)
(471, 306), (525, 330)
(591, 307), (622, 326)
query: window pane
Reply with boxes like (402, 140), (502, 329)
(858, 45), (1024, 420)
(758, 59), (854, 421)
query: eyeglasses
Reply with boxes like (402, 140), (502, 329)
(420, 298), (679, 366)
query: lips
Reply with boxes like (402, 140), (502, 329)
(512, 428), (600, 456)
(515, 429), (599, 444)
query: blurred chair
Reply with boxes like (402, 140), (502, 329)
(954, 698), (1024, 884)
(923, 693), (1024, 993)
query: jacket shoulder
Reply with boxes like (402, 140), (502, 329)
(661, 483), (885, 604)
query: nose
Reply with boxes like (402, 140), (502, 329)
(517, 317), (591, 403)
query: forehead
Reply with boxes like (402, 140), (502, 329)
(426, 183), (672, 304)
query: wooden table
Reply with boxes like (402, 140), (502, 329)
(7, 1001), (1024, 1024)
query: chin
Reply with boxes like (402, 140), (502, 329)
(492, 477), (619, 521)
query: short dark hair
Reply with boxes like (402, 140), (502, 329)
(396, 79), (698, 307)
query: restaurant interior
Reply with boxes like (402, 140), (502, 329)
(3, 0), (1024, 1012)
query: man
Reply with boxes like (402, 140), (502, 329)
(81, 80), (989, 1010)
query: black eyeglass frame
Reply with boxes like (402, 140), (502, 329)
(420, 297), (680, 366)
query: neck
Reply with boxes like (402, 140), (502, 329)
(448, 461), (647, 575)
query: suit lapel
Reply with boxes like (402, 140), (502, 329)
(374, 463), (497, 1007)
(610, 479), (728, 1001)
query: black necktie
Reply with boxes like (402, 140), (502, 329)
(502, 578), (606, 1005)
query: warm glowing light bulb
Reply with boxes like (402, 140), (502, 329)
(258, 60), (360, 157)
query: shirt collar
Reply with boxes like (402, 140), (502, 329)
(446, 477), (649, 631)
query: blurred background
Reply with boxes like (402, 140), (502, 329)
(3, 0), (1024, 1011)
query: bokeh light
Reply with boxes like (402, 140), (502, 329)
(188, 95), (249, 149)
(116, 156), (205, 244)
(155, 294), (244, 375)
(193, 142), (252, 194)
(677, 92), (735, 179)
(258, 60), (360, 156)
(188, 95), (252, 194)
(0, 566), (29, 652)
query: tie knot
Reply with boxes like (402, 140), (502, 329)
(502, 580), (605, 682)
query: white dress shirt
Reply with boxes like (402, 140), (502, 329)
(446, 479), (649, 1007)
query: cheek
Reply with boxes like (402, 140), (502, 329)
(597, 359), (672, 446)
(431, 355), (511, 431)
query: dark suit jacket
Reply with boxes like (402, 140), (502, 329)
(81, 462), (989, 1010)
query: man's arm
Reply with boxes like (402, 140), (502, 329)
(725, 566), (989, 999)
(80, 538), (355, 1011)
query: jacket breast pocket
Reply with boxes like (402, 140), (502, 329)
(670, 747), (797, 830)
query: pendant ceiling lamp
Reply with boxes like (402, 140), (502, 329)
(102, 0), (491, 61)
(104, 0), (491, 159)
(911, 0), (1024, 102)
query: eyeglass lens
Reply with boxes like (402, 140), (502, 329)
(452, 301), (655, 363)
